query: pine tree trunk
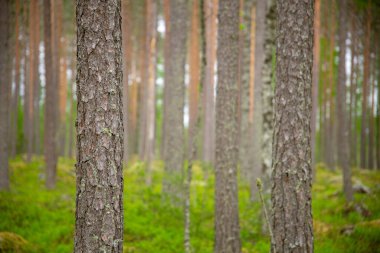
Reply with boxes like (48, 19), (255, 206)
(251, 0), (266, 192)
(144, 0), (157, 185)
(202, 0), (218, 165)
(312, 0), (321, 169)
(239, 0), (254, 183)
(0, 0), (11, 190)
(162, 0), (188, 206)
(337, 0), (353, 202)
(75, 1), (124, 252)
(214, 1), (241, 252)
(361, 1), (371, 169)
(368, 38), (376, 170)
(271, 0), (314, 252)
(44, 0), (58, 189)
(10, 0), (22, 157)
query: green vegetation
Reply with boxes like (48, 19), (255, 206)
(0, 158), (379, 252)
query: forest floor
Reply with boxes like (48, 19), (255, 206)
(0, 157), (380, 253)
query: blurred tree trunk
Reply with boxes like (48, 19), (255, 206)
(251, 0), (266, 189)
(337, 0), (353, 202)
(188, 0), (201, 160)
(202, 0), (218, 165)
(271, 0), (314, 251)
(162, 0), (188, 206)
(161, 0), (170, 159)
(68, 52), (76, 159)
(312, 0), (321, 170)
(368, 35), (376, 170)
(44, 0), (58, 189)
(0, 0), (11, 190)
(376, 35), (380, 170)
(239, 0), (254, 184)
(361, 1), (371, 169)
(214, 1), (241, 252)
(326, 0), (336, 170)
(349, 8), (357, 168)
(75, 1), (124, 252)
(144, 0), (157, 185)
(32, 0), (41, 155)
(10, 0), (22, 157)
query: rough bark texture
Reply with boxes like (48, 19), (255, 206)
(250, 0), (266, 192)
(75, 1), (124, 252)
(337, 0), (353, 202)
(0, 0), (11, 190)
(214, 0), (241, 252)
(202, 0), (218, 165)
(162, 0), (188, 205)
(239, 0), (254, 183)
(271, 0), (314, 252)
(44, 0), (59, 189)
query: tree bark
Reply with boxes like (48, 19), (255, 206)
(214, 1), (241, 252)
(162, 0), (188, 206)
(44, 0), (58, 189)
(0, 0), (11, 190)
(271, 0), (314, 252)
(75, 1), (124, 252)
(202, 0), (218, 165)
(337, 0), (353, 202)
(361, 1), (371, 169)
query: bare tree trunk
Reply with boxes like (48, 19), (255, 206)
(144, 0), (157, 185)
(361, 1), (371, 169)
(162, 0), (188, 206)
(74, 1), (124, 252)
(0, 0), (11, 190)
(337, 0), (353, 202)
(239, 0), (254, 183)
(44, 0), (58, 189)
(250, 0), (266, 194)
(202, 0), (218, 165)
(214, 1), (241, 252)
(271, 0), (314, 252)
(188, 0), (201, 160)
(312, 0), (321, 169)
(10, 0), (22, 157)
(368, 36), (376, 170)
(68, 52), (76, 159)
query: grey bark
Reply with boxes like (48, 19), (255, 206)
(250, 0), (266, 197)
(75, 1), (124, 252)
(337, 0), (353, 202)
(0, 0), (11, 190)
(239, 0), (254, 183)
(271, 0), (314, 252)
(162, 0), (188, 206)
(214, 0), (241, 252)
(44, 0), (58, 189)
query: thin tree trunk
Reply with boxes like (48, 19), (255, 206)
(214, 1), (241, 252)
(68, 52), (76, 159)
(202, 0), (218, 165)
(311, 0), (321, 169)
(44, 0), (58, 189)
(75, 1), (124, 252)
(10, 0), (22, 157)
(0, 0), (11, 190)
(361, 1), (371, 169)
(368, 35), (376, 170)
(162, 0), (188, 206)
(337, 0), (353, 202)
(271, 0), (314, 252)
(144, 0), (157, 185)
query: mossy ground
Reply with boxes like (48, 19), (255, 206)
(0, 157), (379, 252)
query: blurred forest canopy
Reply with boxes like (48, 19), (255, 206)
(0, 0), (379, 252)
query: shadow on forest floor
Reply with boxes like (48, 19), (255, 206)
(0, 157), (380, 252)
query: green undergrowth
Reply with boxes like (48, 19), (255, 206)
(0, 157), (379, 252)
